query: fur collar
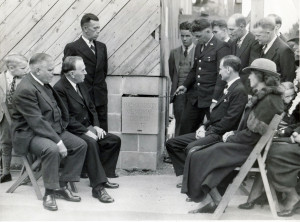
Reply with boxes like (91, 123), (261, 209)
(247, 86), (283, 108)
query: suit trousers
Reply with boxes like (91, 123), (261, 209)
(0, 116), (12, 175)
(77, 134), (108, 187)
(166, 132), (222, 176)
(179, 99), (210, 135)
(29, 131), (87, 190)
(173, 94), (187, 136)
(96, 104), (108, 132)
(97, 133), (121, 177)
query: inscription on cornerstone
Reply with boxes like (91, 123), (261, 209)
(122, 97), (159, 134)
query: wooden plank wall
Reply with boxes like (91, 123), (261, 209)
(0, 0), (161, 76)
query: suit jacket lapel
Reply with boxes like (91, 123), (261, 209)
(214, 79), (241, 108)
(174, 47), (181, 72)
(78, 37), (97, 63)
(62, 76), (85, 106)
(27, 74), (54, 109)
(263, 37), (280, 60)
(236, 33), (251, 57)
(198, 36), (217, 59)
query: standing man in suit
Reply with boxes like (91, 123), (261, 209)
(169, 21), (196, 136)
(0, 54), (28, 183)
(167, 55), (247, 185)
(254, 17), (295, 82)
(227, 13), (261, 94)
(211, 19), (231, 43)
(63, 13), (109, 132)
(11, 53), (87, 211)
(54, 56), (121, 203)
(267, 14), (288, 42)
(176, 18), (231, 135)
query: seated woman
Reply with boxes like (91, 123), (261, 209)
(181, 58), (284, 214)
(238, 84), (300, 211)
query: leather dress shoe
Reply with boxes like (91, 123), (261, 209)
(92, 186), (114, 203)
(238, 193), (268, 210)
(80, 172), (89, 179)
(55, 186), (81, 202)
(176, 183), (182, 188)
(163, 157), (172, 164)
(107, 173), (119, 178)
(188, 202), (217, 214)
(238, 201), (255, 209)
(103, 181), (119, 189)
(43, 194), (58, 211)
(0, 173), (12, 183)
(278, 200), (300, 217)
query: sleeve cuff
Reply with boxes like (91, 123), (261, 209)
(212, 99), (218, 103)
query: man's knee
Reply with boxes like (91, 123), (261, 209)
(166, 138), (175, 151)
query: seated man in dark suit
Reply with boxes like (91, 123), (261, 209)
(54, 56), (121, 203)
(166, 55), (248, 187)
(11, 53), (87, 211)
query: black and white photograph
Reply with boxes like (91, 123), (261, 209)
(0, 0), (299, 220)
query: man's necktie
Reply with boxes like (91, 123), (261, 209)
(184, 46), (188, 57)
(223, 84), (229, 95)
(7, 76), (17, 104)
(236, 39), (242, 48)
(200, 44), (204, 53)
(76, 85), (83, 98)
(90, 44), (96, 54)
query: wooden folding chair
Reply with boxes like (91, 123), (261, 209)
(213, 113), (284, 219)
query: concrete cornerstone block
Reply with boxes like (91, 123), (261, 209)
(120, 152), (157, 170)
(138, 135), (158, 152)
(108, 113), (121, 132)
(120, 134), (138, 151)
(123, 77), (160, 95)
(107, 94), (122, 114)
(106, 76), (123, 94)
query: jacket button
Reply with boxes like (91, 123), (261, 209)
(199, 60), (201, 62)
(199, 67), (201, 70)
(198, 75), (200, 78)
(197, 83), (200, 86)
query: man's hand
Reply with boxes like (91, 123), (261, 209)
(85, 130), (98, 141)
(175, 86), (187, 95)
(290, 132), (300, 143)
(94, 126), (106, 140)
(195, 125), (206, 139)
(222, 131), (234, 142)
(57, 141), (68, 158)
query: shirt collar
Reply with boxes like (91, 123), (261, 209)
(239, 31), (248, 44)
(82, 35), (94, 47)
(181, 43), (195, 54)
(224, 37), (231, 42)
(30, 72), (44, 86)
(205, 35), (214, 46)
(264, 35), (277, 54)
(227, 77), (240, 89)
(66, 76), (77, 91)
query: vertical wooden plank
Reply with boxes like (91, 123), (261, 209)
(0, 0), (23, 25)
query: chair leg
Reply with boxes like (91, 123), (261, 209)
(6, 168), (29, 193)
(22, 156), (42, 200)
(69, 182), (78, 193)
(257, 156), (279, 218)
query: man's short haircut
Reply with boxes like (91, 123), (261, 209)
(268, 14), (282, 25)
(81, 13), (99, 27)
(4, 54), (27, 68)
(29, 53), (52, 67)
(190, 18), (211, 32)
(179, 21), (191, 31)
(222, 55), (241, 73)
(253, 17), (275, 31)
(230, 13), (246, 27)
(211, 19), (228, 29)
(61, 56), (83, 75)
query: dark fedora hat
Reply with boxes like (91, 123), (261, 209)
(242, 58), (281, 77)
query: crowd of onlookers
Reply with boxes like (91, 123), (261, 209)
(167, 13), (300, 216)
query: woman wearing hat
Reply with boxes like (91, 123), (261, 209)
(181, 58), (284, 214)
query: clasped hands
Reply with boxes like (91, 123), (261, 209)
(85, 126), (106, 141)
(290, 132), (300, 144)
(195, 125), (206, 139)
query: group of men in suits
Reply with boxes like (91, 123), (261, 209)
(167, 14), (296, 189)
(0, 13), (121, 211)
